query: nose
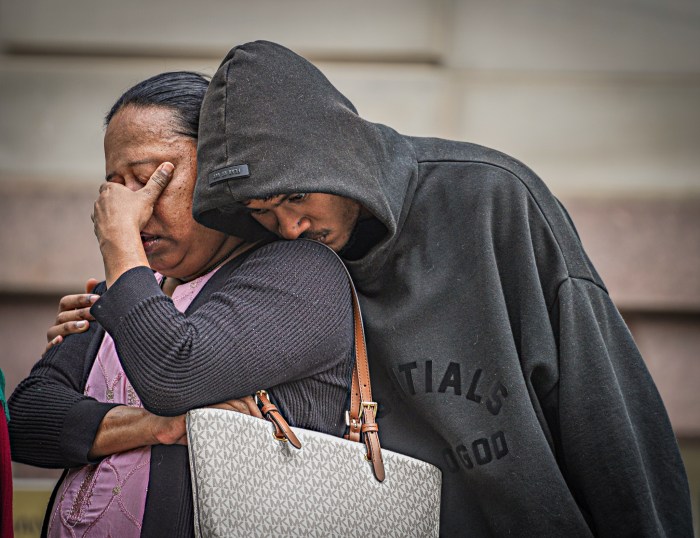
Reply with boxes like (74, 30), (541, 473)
(277, 216), (311, 240)
(124, 178), (142, 193)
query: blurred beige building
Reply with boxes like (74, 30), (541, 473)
(0, 0), (698, 535)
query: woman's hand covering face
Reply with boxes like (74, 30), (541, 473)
(100, 105), (236, 284)
(93, 162), (174, 247)
(92, 162), (174, 287)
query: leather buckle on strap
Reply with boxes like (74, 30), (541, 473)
(358, 401), (377, 420)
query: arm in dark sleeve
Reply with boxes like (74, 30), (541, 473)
(547, 277), (693, 537)
(9, 322), (119, 468)
(92, 240), (353, 416)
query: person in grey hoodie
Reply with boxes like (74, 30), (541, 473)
(192, 41), (692, 537)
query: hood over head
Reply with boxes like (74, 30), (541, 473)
(194, 40), (416, 246)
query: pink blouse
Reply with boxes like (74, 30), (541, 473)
(48, 269), (219, 537)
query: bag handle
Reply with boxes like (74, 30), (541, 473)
(256, 247), (385, 482)
(343, 268), (385, 482)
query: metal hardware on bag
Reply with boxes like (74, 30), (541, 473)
(255, 389), (267, 405)
(346, 411), (361, 431)
(358, 401), (377, 420)
(345, 411), (360, 428)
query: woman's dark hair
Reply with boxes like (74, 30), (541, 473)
(105, 71), (210, 139)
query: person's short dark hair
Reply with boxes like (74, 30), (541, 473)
(105, 71), (210, 140)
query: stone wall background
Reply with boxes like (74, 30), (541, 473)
(0, 1), (698, 534)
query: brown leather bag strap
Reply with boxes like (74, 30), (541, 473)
(257, 242), (385, 482)
(346, 369), (362, 442)
(345, 287), (365, 443)
(335, 254), (385, 482)
(361, 404), (385, 482)
(256, 390), (302, 449)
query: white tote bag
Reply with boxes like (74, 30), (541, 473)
(187, 407), (441, 537)
(186, 255), (441, 537)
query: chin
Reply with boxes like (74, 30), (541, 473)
(332, 234), (352, 252)
(146, 256), (172, 276)
(325, 240), (343, 253)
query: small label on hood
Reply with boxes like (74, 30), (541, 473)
(208, 164), (250, 186)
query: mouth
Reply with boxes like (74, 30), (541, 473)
(301, 230), (330, 244)
(140, 233), (162, 253)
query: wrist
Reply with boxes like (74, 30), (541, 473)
(88, 405), (153, 459)
(98, 227), (141, 258)
(100, 235), (149, 287)
(145, 412), (164, 446)
(148, 413), (187, 446)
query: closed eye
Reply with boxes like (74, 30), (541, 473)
(286, 193), (308, 203)
(105, 174), (147, 187)
(248, 208), (268, 216)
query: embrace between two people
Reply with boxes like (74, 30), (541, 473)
(14, 40), (692, 537)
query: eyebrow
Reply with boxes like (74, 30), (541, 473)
(105, 159), (161, 181)
(243, 194), (290, 207)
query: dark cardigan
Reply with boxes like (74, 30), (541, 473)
(9, 239), (354, 537)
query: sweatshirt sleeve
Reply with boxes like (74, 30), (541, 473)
(91, 239), (353, 416)
(8, 324), (119, 468)
(546, 277), (693, 537)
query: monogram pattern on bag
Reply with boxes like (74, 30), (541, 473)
(187, 408), (441, 538)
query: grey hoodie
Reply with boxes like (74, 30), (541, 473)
(193, 41), (692, 537)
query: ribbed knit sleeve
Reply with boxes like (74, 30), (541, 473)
(8, 325), (118, 468)
(92, 239), (354, 419)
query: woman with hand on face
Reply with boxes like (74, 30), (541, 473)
(9, 72), (354, 537)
